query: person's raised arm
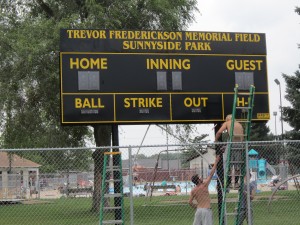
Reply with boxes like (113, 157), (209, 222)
(215, 122), (227, 142)
(204, 155), (220, 185)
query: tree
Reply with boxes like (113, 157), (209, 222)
(0, 1), (93, 173)
(282, 68), (300, 139)
(247, 122), (282, 164)
(280, 6), (300, 168)
(296, 7), (300, 16)
(250, 122), (271, 141)
(0, 0), (198, 212)
(281, 6), (300, 138)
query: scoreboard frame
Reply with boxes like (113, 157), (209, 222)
(60, 29), (269, 125)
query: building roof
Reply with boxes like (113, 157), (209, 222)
(0, 152), (41, 168)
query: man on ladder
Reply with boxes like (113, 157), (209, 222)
(215, 84), (255, 225)
(215, 114), (244, 189)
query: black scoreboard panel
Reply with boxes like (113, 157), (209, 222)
(61, 92), (269, 124)
(60, 29), (269, 124)
(60, 53), (267, 93)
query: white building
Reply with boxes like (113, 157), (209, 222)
(0, 152), (41, 200)
(189, 148), (216, 178)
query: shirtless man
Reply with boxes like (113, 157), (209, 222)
(215, 114), (244, 188)
(189, 155), (220, 225)
(215, 114), (244, 142)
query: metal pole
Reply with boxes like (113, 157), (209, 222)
(245, 143), (253, 225)
(273, 111), (277, 139)
(166, 125), (170, 175)
(274, 79), (284, 140)
(128, 147), (134, 225)
(279, 83), (284, 140)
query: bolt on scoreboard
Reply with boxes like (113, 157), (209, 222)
(60, 29), (269, 125)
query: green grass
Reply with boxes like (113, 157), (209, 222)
(0, 190), (300, 225)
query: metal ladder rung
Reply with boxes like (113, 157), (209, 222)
(236, 106), (251, 109)
(230, 161), (245, 164)
(105, 179), (121, 182)
(233, 134), (247, 138)
(225, 212), (238, 216)
(235, 120), (250, 123)
(102, 220), (123, 224)
(238, 92), (251, 95)
(106, 166), (120, 169)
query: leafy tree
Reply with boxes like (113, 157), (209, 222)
(250, 122), (271, 141)
(0, 0), (198, 212)
(0, 1), (93, 174)
(281, 64), (300, 168)
(282, 69), (300, 139)
(280, 6), (300, 168)
(296, 7), (300, 15)
(282, 6), (300, 139)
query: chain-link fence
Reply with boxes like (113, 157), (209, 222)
(0, 140), (300, 225)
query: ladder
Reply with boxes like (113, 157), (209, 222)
(220, 84), (255, 225)
(99, 152), (125, 225)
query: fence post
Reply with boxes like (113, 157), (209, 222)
(129, 146), (134, 225)
(246, 142), (253, 225)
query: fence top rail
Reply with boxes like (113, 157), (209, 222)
(0, 140), (293, 151)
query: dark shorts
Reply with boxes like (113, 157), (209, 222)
(224, 143), (244, 170)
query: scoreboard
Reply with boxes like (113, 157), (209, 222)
(60, 29), (269, 124)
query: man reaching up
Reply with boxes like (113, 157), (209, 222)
(189, 155), (221, 225)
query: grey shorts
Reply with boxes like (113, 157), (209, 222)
(193, 208), (213, 225)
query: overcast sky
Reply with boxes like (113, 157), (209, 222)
(190, 0), (300, 135)
(119, 0), (300, 147)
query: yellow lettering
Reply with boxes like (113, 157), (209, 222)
(82, 98), (91, 108)
(226, 59), (263, 71)
(146, 58), (190, 70)
(138, 98), (145, 107)
(183, 97), (208, 107)
(70, 58), (79, 69)
(75, 98), (82, 108)
(75, 98), (105, 108)
(110, 30), (182, 40)
(185, 42), (211, 51)
(124, 98), (130, 108)
(66, 30), (106, 39)
(235, 33), (260, 42)
(123, 98), (163, 108)
(185, 32), (232, 41)
(67, 30), (73, 38)
(69, 58), (108, 69)
(237, 97), (246, 106)
(122, 41), (182, 51)
(74, 30), (80, 38)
